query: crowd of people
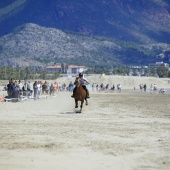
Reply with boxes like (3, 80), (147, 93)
(91, 83), (122, 93)
(4, 78), (124, 102)
(1, 77), (167, 103)
(137, 83), (158, 93)
(4, 79), (70, 101)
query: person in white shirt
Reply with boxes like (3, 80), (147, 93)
(18, 80), (23, 96)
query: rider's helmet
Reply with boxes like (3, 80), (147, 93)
(79, 73), (83, 77)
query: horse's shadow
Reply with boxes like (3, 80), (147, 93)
(60, 111), (81, 114)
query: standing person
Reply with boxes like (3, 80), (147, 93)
(62, 83), (66, 91)
(71, 73), (90, 98)
(92, 83), (95, 91)
(3, 85), (7, 91)
(53, 82), (58, 94)
(58, 82), (62, 91)
(27, 81), (31, 91)
(50, 83), (54, 95)
(117, 84), (119, 90)
(7, 78), (14, 98)
(139, 84), (143, 92)
(96, 84), (99, 92)
(150, 84), (153, 93)
(143, 84), (147, 92)
(112, 84), (115, 91)
(117, 84), (122, 93)
(42, 81), (48, 94)
(12, 81), (19, 101)
(47, 82), (50, 94)
(153, 84), (157, 92)
(100, 83), (104, 91)
(33, 81), (38, 100)
(37, 81), (41, 98)
(18, 80), (23, 96)
(106, 84), (109, 92)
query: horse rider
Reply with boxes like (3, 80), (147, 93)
(71, 73), (90, 98)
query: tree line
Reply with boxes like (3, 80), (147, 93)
(0, 65), (170, 80)
(0, 66), (60, 80)
(85, 66), (170, 78)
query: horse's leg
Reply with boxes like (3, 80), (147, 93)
(75, 99), (78, 108)
(80, 100), (84, 113)
(85, 98), (88, 105)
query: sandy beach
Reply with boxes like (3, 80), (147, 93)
(0, 75), (170, 170)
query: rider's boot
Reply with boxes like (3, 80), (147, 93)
(71, 87), (77, 98)
(86, 89), (90, 98)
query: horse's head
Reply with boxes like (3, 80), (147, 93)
(74, 77), (81, 87)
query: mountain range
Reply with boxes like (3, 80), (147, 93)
(0, 0), (170, 68)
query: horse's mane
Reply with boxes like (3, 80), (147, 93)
(75, 77), (81, 86)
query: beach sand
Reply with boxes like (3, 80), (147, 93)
(0, 75), (170, 170)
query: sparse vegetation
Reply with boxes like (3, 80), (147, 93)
(0, 24), (167, 69)
(0, 66), (61, 80)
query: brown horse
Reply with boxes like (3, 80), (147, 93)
(73, 77), (88, 113)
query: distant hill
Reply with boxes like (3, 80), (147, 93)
(0, 0), (170, 44)
(0, 0), (170, 68)
(0, 23), (169, 68)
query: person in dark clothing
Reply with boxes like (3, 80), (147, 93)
(7, 79), (14, 98)
(12, 81), (19, 101)
(143, 84), (147, 92)
(112, 84), (115, 91)
(50, 83), (54, 95)
(33, 81), (38, 100)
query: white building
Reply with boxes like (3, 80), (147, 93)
(149, 62), (169, 70)
(46, 64), (62, 73)
(129, 65), (148, 76)
(66, 65), (87, 75)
